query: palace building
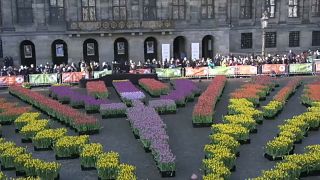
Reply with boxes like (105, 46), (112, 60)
(0, 0), (320, 66)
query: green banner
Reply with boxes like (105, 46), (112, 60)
(289, 63), (313, 74)
(208, 66), (235, 76)
(29, 74), (58, 84)
(93, 70), (112, 79)
(155, 68), (182, 78)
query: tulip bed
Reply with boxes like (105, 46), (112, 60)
(138, 78), (170, 97)
(253, 145), (320, 179)
(100, 103), (127, 118)
(0, 138), (61, 180)
(127, 103), (176, 177)
(86, 81), (109, 99)
(228, 98), (263, 124)
(49, 86), (110, 113)
(113, 80), (146, 106)
(192, 76), (227, 126)
(301, 81), (320, 106)
(148, 99), (177, 114)
(0, 98), (31, 125)
(161, 79), (200, 107)
(53, 135), (89, 159)
(9, 86), (100, 134)
(262, 78), (302, 118)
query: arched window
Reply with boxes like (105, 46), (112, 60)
(114, 38), (129, 63)
(144, 37), (157, 61)
(173, 36), (186, 59)
(202, 35), (214, 59)
(20, 40), (36, 66)
(83, 39), (99, 63)
(52, 39), (68, 65)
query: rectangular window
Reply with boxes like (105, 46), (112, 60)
(311, 0), (320, 17)
(172, 0), (185, 20)
(82, 0), (96, 21)
(240, 0), (252, 19)
(143, 0), (157, 20)
(49, 0), (65, 24)
(131, 0), (139, 20)
(241, 33), (253, 49)
(113, 0), (127, 20)
(201, 0), (214, 19)
(16, 0), (33, 24)
(288, 0), (299, 17)
(289, 31), (300, 47)
(265, 0), (275, 18)
(312, 31), (320, 46)
(265, 32), (277, 48)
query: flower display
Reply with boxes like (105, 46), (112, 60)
(301, 82), (320, 105)
(80, 143), (103, 168)
(14, 153), (33, 172)
(148, 99), (177, 114)
(33, 128), (67, 149)
(0, 171), (6, 179)
(100, 103), (127, 118)
(211, 124), (250, 141)
(192, 76), (226, 124)
(265, 136), (294, 159)
(0, 102), (31, 125)
(228, 102), (263, 123)
(14, 112), (41, 131)
(9, 86), (100, 134)
(0, 146), (26, 168)
(204, 144), (236, 169)
(223, 114), (257, 132)
(127, 103), (175, 175)
(262, 100), (283, 118)
(203, 174), (224, 180)
(96, 152), (120, 180)
(113, 80), (146, 105)
(116, 164), (137, 180)
(53, 135), (89, 158)
(202, 158), (231, 179)
(138, 78), (169, 97)
(86, 81), (109, 99)
(20, 120), (50, 140)
(209, 133), (240, 155)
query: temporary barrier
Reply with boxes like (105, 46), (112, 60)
(234, 65), (257, 75)
(155, 68), (182, 78)
(29, 73), (58, 85)
(316, 62), (320, 73)
(262, 64), (287, 74)
(93, 70), (112, 79)
(0, 76), (24, 87)
(185, 67), (208, 77)
(289, 63), (313, 74)
(129, 69), (152, 74)
(208, 66), (235, 76)
(62, 72), (85, 83)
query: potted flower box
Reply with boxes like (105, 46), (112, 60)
(80, 143), (103, 170)
(53, 135), (89, 159)
(20, 120), (50, 143)
(96, 152), (120, 180)
(100, 103), (127, 118)
(0, 147), (26, 170)
(33, 128), (67, 151)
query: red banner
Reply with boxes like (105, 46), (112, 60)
(0, 76), (24, 87)
(62, 72), (85, 83)
(129, 69), (151, 74)
(185, 67), (208, 77)
(262, 64), (287, 74)
(234, 65), (257, 75)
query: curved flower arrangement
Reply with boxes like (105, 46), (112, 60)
(262, 78), (302, 118)
(252, 145), (320, 179)
(192, 76), (226, 125)
(127, 103), (175, 177)
(86, 81), (109, 99)
(301, 81), (320, 106)
(0, 98), (31, 125)
(9, 86), (100, 134)
(113, 80), (146, 106)
(139, 78), (169, 97)
(161, 79), (200, 107)
(0, 137), (61, 180)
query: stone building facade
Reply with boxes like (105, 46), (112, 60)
(0, 0), (319, 66)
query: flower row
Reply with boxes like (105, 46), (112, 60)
(228, 98), (263, 124)
(113, 80), (146, 106)
(161, 79), (200, 107)
(265, 109), (320, 160)
(148, 99), (177, 115)
(0, 98), (31, 125)
(49, 86), (110, 113)
(262, 78), (302, 118)
(253, 145), (320, 179)
(126, 103), (175, 177)
(301, 81), (320, 106)
(86, 81), (109, 99)
(138, 78), (170, 97)
(0, 138), (60, 180)
(9, 86), (100, 134)
(192, 76), (227, 125)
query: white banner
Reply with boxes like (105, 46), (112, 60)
(161, 44), (170, 61)
(191, 43), (200, 60)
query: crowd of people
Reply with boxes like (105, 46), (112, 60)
(0, 49), (319, 76)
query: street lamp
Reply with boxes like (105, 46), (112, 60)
(261, 11), (269, 57)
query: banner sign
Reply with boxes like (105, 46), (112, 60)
(129, 69), (151, 74)
(234, 65), (257, 75)
(315, 62), (320, 73)
(185, 67), (208, 77)
(191, 43), (200, 60)
(156, 68), (181, 78)
(289, 63), (313, 74)
(208, 66), (235, 76)
(93, 70), (112, 79)
(161, 44), (170, 61)
(29, 74), (58, 84)
(62, 72), (85, 83)
(262, 64), (287, 74)
(0, 76), (24, 87)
